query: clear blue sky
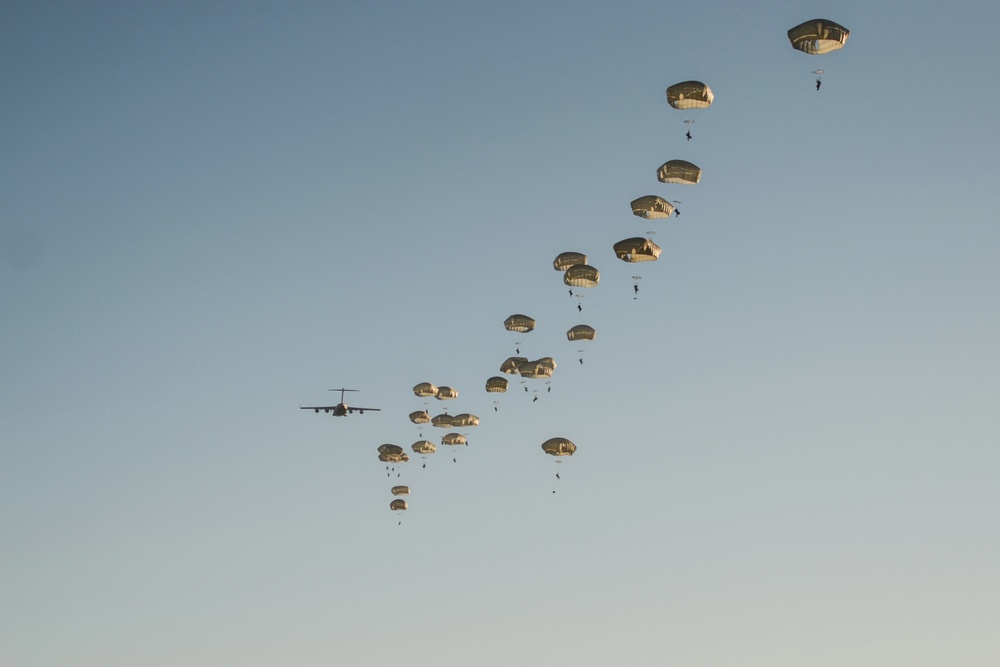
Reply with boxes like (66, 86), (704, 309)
(2, 2), (999, 665)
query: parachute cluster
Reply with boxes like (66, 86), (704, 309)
(348, 19), (849, 524)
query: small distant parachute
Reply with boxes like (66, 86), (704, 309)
(485, 376), (509, 393)
(566, 324), (596, 342)
(657, 160), (702, 185)
(391, 485), (410, 496)
(441, 433), (467, 446)
(541, 437), (577, 457)
(614, 237), (662, 263)
(563, 264), (600, 288)
(412, 382), (438, 398)
(787, 19), (850, 55)
(553, 252), (588, 271)
(431, 413), (455, 428)
(504, 314), (536, 333)
(666, 81), (714, 110)
(409, 410), (430, 424)
(378, 444), (408, 463)
(452, 413), (480, 427)
(501, 356), (529, 374)
(631, 195), (674, 219)
(517, 359), (555, 379)
(390, 499), (408, 511)
(436, 386), (458, 400)
(411, 440), (436, 454)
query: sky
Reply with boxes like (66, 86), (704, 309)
(2, 1), (999, 665)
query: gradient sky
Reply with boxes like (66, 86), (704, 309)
(2, 2), (999, 665)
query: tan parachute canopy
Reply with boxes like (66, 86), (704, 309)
(504, 314), (536, 333)
(412, 382), (438, 398)
(788, 19), (850, 55)
(614, 237), (662, 262)
(412, 440), (437, 454)
(631, 195), (674, 219)
(666, 81), (714, 109)
(431, 413), (455, 428)
(501, 356), (529, 374)
(378, 443), (408, 463)
(553, 251), (588, 271)
(541, 437), (577, 457)
(566, 324), (596, 341)
(378, 444), (403, 455)
(657, 160), (702, 185)
(436, 386), (458, 400)
(390, 499), (408, 511)
(391, 485), (410, 496)
(564, 264), (600, 287)
(441, 433), (467, 446)
(517, 359), (555, 379)
(409, 410), (430, 424)
(452, 413), (480, 427)
(485, 376), (509, 393)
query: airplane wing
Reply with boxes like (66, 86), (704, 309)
(301, 406), (338, 410)
(349, 407), (381, 412)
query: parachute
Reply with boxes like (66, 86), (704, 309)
(630, 195), (674, 219)
(441, 433), (467, 446)
(452, 413), (480, 427)
(787, 19), (850, 55)
(541, 437), (576, 457)
(436, 386), (458, 400)
(431, 413), (455, 428)
(666, 81), (714, 110)
(566, 324), (596, 341)
(389, 499), (408, 511)
(408, 410), (430, 424)
(504, 314), (536, 333)
(391, 485), (410, 496)
(485, 376), (509, 393)
(411, 440), (436, 454)
(517, 359), (555, 379)
(500, 356), (529, 374)
(553, 252), (588, 271)
(412, 382), (438, 398)
(657, 160), (702, 185)
(614, 237), (662, 263)
(563, 264), (600, 288)
(378, 443), (408, 463)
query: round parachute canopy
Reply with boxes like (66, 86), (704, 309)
(436, 386), (458, 400)
(631, 195), (674, 219)
(412, 382), (438, 398)
(657, 160), (702, 185)
(553, 251), (588, 271)
(541, 437), (577, 457)
(431, 413), (455, 428)
(501, 356), (529, 374)
(390, 499), (408, 511)
(391, 485), (410, 496)
(378, 444), (403, 456)
(442, 432), (467, 446)
(412, 440), (437, 454)
(564, 264), (600, 288)
(787, 19), (850, 55)
(614, 237), (662, 263)
(536, 357), (556, 370)
(452, 413), (480, 427)
(379, 451), (409, 463)
(566, 324), (596, 341)
(504, 314), (536, 333)
(666, 81), (714, 110)
(409, 410), (431, 424)
(485, 376), (509, 393)
(517, 360), (555, 379)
